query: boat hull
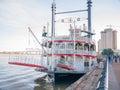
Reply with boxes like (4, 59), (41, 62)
(54, 72), (85, 82)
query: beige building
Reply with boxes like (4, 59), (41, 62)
(98, 39), (102, 51)
(98, 28), (117, 51)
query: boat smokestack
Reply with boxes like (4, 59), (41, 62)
(87, 0), (92, 38)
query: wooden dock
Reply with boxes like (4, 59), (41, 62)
(66, 62), (120, 90)
(66, 66), (102, 90)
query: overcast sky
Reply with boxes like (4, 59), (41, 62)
(0, 0), (120, 51)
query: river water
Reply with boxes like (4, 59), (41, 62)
(0, 54), (77, 90)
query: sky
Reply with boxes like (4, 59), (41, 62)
(0, 0), (120, 51)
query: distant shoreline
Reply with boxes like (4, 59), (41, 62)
(0, 51), (41, 55)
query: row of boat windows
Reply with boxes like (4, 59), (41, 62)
(57, 56), (94, 67)
(47, 42), (95, 51)
(54, 56), (94, 62)
(46, 56), (95, 61)
(45, 55), (96, 68)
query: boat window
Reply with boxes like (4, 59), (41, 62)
(79, 45), (83, 50)
(58, 56), (65, 64)
(75, 43), (82, 50)
(67, 57), (74, 66)
(68, 56), (73, 60)
(84, 58), (89, 67)
(90, 44), (95, 51)
(84, 44), (89, 50)
(67, 43), (73, 49)
(60, 43), (65, 49)
(55, 43), (60, 49)
(48, 42), (52, 48)
(84, 62), (89, 67)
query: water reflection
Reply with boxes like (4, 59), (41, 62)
(34, 75), (79, 90)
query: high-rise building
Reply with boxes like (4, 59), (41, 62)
(98, 39), (102, 51)
(98, 28), (117, 51)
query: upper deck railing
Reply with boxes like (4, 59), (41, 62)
(46, 34), (95, 44)
(45, 49), (96, 56)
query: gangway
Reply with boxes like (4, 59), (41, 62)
(8, 62), (45, 68)
(8, 27), (47, 68)
(8, 53), (47, 68)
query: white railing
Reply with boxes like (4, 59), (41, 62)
(53, 36), (94, 43)
(89, 51), (96, 56)
(76, 50), (83, 54)
(84, 50), (89, 54)
(46, 49), (96, 56)
(9, 54), (42, 65)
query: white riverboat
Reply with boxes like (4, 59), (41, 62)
(8, 0), (97, 82)
(39, 0), (97, 82)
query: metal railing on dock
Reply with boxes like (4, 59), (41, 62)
(96, 58), (108, 90)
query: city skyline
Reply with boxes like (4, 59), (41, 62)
(0, 0), (120, 51)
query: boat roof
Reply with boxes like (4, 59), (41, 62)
(81, 30), (95, 35)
